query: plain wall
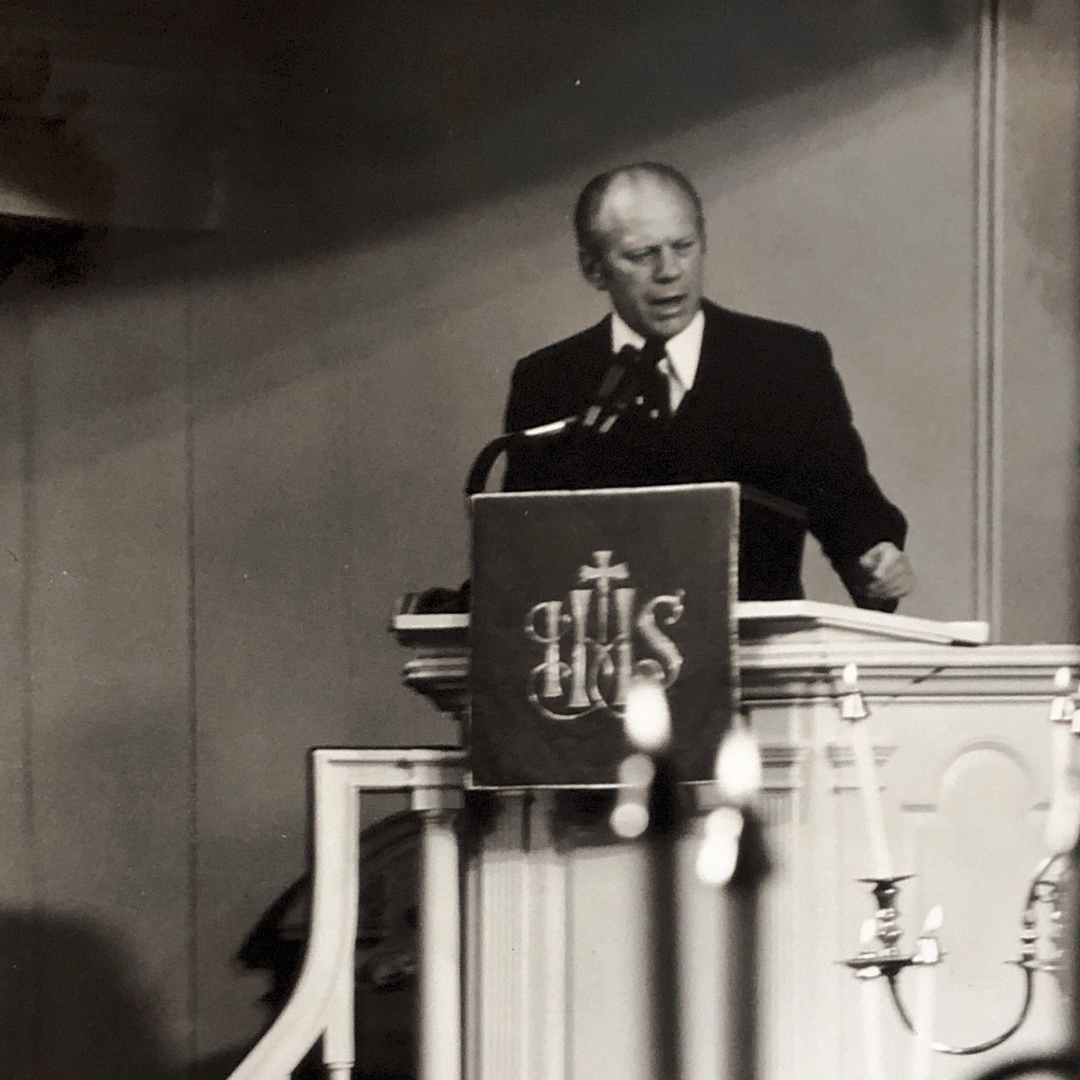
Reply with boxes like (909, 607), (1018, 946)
(0, 0), (1077, 1075)
(1000, 0), (1080, 643)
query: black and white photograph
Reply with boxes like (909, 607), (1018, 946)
(0, 2), (1078, 1078)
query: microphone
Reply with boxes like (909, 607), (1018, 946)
(465, 347), (808, 527)
(577, 347), (638, 434)
(464, 352), (636, 496)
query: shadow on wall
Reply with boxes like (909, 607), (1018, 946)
(0, 0), (974, 456)
(0, 0), (973, 279)
(286, 0), (970, 240)
(0, 910), (172, 1080)
(0, 910), (253, 1080)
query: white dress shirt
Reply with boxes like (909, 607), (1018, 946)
(610, 308), (706, 413)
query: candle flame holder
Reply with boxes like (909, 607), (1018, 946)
(839, 664), (1079, 1061)
(947, 838), (1080, 1080)
(842, 855), (1070, 1056)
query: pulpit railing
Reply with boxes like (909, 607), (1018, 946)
(226, 748), (467, 1080)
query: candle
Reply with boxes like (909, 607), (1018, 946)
(620, 669), (681, 1080)
(697, 723), (762, 888)
(842, 665), (894, 879)
(711, 721), (768, 1080)
(714, 719), (763, 805)
(696, 806), (743, 886)
(624, 669), (672, 753)
(1047, 667), (1078, 853)
(857, 919), (886, 1080)
(1046, 790), (1080, 855)
(610, 753), (654, 839)
(909, 906), (943, 1080)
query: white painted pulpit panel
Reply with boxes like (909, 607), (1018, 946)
(566, 844), (652, 1080)
(445, 607), (1080, 1080)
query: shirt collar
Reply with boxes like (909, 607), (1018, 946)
(610, 308), (705, 393)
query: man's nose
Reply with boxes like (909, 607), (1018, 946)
(653, 245), (681, 281)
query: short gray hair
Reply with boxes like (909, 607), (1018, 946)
(573, 162), (705, 261)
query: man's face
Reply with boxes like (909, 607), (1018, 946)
(582, 175), (705, 341)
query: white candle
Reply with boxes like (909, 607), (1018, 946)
(843, 664), (894, 879)
(1049, 721), (1072, 842)
(857, 919), (886, 1080)
(624, 670), (671, 752)
(696, 722), (763, 886)
(1046, 667), (1078, 853)
(1046, 789), (1080, 854)
(850, 716), (894, 879)
(714, 720), (763, 806)
(909, 906), (942, 1080)
(1051, 667), (1072, 795)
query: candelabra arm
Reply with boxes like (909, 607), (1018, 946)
(1025, 851), (1067, 904)
(885, 965), (1036, 1056)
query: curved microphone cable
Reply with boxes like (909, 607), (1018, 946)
(464, 349), (810, 529)
(464, 351), (635, 497)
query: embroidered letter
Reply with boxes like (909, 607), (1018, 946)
(525, 600), (565, 699)
(636, 591), (685, 687)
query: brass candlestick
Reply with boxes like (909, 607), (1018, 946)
(842, 859), (1070, 1056)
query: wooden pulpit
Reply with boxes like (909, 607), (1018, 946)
(393, 485), (1079, 1080)
(228, 483), (1080, 1080)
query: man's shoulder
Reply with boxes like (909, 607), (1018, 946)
(511, 317), (610, 383)
(702, 299), (825, 349)
(508, 302), (829, 382)
(504, 317), (611, 430)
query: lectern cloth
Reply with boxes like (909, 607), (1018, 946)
(469, 484), (738, 787)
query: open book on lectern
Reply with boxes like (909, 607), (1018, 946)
(468, 482), (740, 789)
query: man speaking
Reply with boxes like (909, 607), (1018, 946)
(501, 162), (914, 609)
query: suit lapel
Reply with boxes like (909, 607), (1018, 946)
(671, 302), (732, 420)
(580, 314), (614, 382)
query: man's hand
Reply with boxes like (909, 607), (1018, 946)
(855, 541), (915, 604)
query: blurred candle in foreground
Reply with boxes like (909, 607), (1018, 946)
(624, 668), (672, 753)
(842, 664), (894, 880)
(910, 906), (943, 1080)
(697, 718), (763, 885)
(709, 719), (768, 1080)
(610, 753), (655, 839)
(696, 806), (743, 886)
(620, 667), (681, 1080)
(715, 719), (763, 806)
(856, 918), (887, 1080)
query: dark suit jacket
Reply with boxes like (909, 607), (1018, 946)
(502, 300), (907, 604)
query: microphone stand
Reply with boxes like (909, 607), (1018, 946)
(464, 367), (809, 527)
(465, 354), (637, 497)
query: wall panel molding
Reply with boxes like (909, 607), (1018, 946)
(975, 0), (1005, 638)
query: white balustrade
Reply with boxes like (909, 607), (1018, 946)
(228, 747), (467, 1080)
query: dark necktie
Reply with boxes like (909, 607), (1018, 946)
(633, 338), (670, 421)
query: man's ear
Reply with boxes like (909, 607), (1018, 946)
(578, 247), (608, 292)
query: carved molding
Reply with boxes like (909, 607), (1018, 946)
(759, 744), (808, 794)
(823, 744), (896, 770)
(401, 643), (1080, 721)
(739, 641), (1080, 701)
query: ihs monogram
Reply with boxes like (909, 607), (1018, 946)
(524, 550), (685, 721)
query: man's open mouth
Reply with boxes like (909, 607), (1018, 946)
(650, 295), (686, 311)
